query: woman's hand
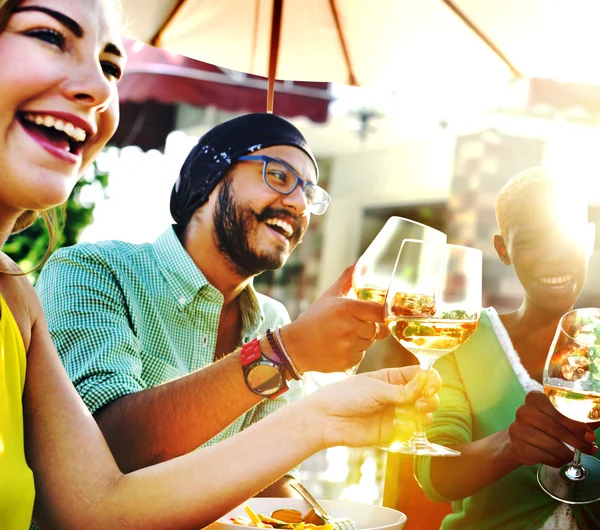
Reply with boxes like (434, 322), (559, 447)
(504, 391), (598, 468)
(307, 366), (441, 450)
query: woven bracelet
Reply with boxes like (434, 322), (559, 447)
(265, 329), (298, 380)
(275, 327), (303, 381)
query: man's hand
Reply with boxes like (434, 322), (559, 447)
(280, 266), (389, 374)
(503, 391), (598, 468)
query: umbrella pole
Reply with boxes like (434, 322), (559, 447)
(267, 0), (284, 113)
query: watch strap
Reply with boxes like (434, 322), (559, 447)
(240, 337), (262, 366)
(241, 338), (289, 399)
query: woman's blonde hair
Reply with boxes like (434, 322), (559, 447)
(9, 207), (66, 275)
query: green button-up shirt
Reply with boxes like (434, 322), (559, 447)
(36, 226), (302, 448)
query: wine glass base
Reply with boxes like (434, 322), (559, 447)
(380, 440), (461, 457)
(537, 455), (600, 504)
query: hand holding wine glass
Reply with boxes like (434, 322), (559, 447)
(538, 308), (600, 504)
(505, 390), (596, 466)
(341, 217), (446, 379)
(383, 240), (482, 456)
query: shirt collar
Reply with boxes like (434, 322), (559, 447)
(152, 226), (209, 306)
(152, 227), (266, 334)
(238, 282), (265, 338)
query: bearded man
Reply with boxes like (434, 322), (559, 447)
(36, 113), (388, 496)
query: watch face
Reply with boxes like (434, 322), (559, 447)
(247, 363), (284, 396)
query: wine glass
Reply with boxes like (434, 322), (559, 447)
(352, 216), (447, 303)
(383, 240), (482, 456)
(336, 217), (446, 379)
(306, 217), (446, 390)
(537, 307), (600, 504)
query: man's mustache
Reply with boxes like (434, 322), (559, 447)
(255, 208), (303, 240)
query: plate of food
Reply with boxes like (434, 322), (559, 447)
(205, 498), (407, 530)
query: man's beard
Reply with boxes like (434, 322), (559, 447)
(213, 178), (300, 277)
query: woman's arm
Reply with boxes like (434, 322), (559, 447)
(25, 317), (313, 529)
(425, 392), (598, 501)
(23, 285), (439, 529)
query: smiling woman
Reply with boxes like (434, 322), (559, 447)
(413, 167), (600, 530)
(0, 0), (124, 274)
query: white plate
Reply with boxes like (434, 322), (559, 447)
(205, 497), (407, 530)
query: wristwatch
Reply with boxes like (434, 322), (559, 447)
(241, 338), (289, 399)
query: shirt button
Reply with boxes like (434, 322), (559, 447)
(202, 336), (209, 346)
(178, 296), (186, 305)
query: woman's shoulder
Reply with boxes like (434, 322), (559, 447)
(0, 252), (40, 350)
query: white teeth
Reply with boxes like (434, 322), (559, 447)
(539, 275), (573, 285)
(22, 112), (87, 143)
(265, 218), (294, 238)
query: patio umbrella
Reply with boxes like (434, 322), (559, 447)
(120, 0), (600, 111)
(111, 38), (331, 149)
(120, 0), (520, 113)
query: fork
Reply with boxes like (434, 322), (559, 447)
(290, 482), (358, 530)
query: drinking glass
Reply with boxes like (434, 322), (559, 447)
(538, 307), (600, 504)
(308, 217), (446, 388)
(383, 240), (482, 456)
(352, 216), (447, 303)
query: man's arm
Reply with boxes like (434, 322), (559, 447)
(36, 245), (274, 472)
(38, 253), (387, 473)
(95, 344), (276, 471)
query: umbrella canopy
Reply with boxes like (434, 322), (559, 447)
(112, 38), (331, 150)
(118, 38), (331, 121)
(120, 0), (600, 98)
(121, 0), (508, 85)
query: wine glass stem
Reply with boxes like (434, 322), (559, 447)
(411, 362), (432, 442)
(564, 449), (587, 481)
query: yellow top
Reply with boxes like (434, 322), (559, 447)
(0, 295), (35, 529)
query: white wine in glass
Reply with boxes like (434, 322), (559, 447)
(538, 307), (600, 504)
(352, 216), (447, 303)
(384, 240), (482, 456)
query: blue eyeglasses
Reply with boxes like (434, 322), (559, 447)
(237, 155), (331, 215)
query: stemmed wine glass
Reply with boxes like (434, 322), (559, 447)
(383, 239), (482, 456)
(352, 216), (447, 303)
(305, 217), (446, 392)
(538, 307), (600, 504)
(340, 217), (445, 379)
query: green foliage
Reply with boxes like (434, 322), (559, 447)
(3, 162), (109, 279)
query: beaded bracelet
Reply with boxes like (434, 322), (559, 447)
(275, 327), (303, 381)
